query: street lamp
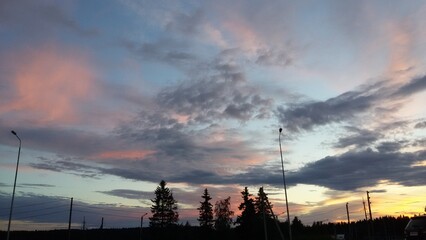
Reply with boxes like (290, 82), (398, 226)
(7, 130), (22, 240)
(140, 213), (148, 240)
(279, 128), (292, 240)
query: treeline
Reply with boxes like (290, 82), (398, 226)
(1, 215), (411, 240)
(1, 180), (412, 240)
(143, 180), (412, 240)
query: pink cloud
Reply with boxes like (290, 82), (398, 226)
(1, 45), (97, 124)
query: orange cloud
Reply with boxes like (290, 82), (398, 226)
(1, 46), (96, 124)
(385, 22), (416, 83)
(224, 19), (261, 52)
(92, 150), (156, 160)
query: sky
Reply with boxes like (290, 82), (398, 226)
(0, 0), (426, 231)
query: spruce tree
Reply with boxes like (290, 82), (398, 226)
(149, 180), (179, 228)
(254, 187), (273, 219)
(236, 187), (256, 228)
(197, 188), (214, 229)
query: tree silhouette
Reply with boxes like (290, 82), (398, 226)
(254, 187), (273, 219)
(214, 197), (234, 231)
(149, 180), (179, 228)
(236, 187), (256, 228)
(197, 188), (214, 229)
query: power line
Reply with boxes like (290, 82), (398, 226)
(17, 210), (68, 220)
(73, 203), (146, 213)
(11, 204), (69, 216)
(73, 209), (139, 219)
(0, 199), (67, 210)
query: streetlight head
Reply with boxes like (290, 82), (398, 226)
(11, 130), (17, 136)
(279, 128), (282, 133)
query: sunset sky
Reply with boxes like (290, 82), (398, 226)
(1, 0), (425, 230)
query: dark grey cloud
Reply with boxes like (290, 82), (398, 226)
(368, 189), (387, 193)
(0, 124), (114, 157)
(414, 121), (426, 129)
(30, 156), (103, 179)
(412, 138), (426, 147)
(393, 75), (426, 97)
(157, 76), (273, 123)
(276, 89), (379, 133)
(99, 189), (151, 200)
(276, 76), (426, 134)
(334, 127), (382, 149)
(375, 141), (407, 153)
(287, 148), (426, 191)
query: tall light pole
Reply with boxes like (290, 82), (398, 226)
(279, 128), (292, 240)
(140, 213), (148, 240)
(7, 130), (21, 240)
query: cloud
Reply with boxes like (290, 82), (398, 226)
(414, 121), (426, 129)
(255, 47), (294, 67)
(120, 38), (197, 70)
(276, 88), (380, 133)
(156, 50), (274, 123)
(288, 148), (426, 191)
(158, 78), (272, 123)
(393, 75), (426, 97)
(20, 183), (56, 188)
(0, 0), (99, 38)
(91, 150), (156, 160)
(276, 75), (426, 134)
(99, 189), (151, 200)
(334, 127), (382, 149)
(0, 46), (97, 124)
(30, 156), (102, 179)
(165, 9), (204, 35)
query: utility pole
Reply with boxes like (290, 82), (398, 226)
(346, 203), (351, 240)
(367, 191), (374, 239)
(68, 197), (73, 240)
(82, 216), (86, 230)
(7, 130), (22, 240)
(100, 217), (104, 230)
(362, 198), (368, 220)
(363, 198), (371, 240)
(265, 199), (285, 240)
(367, 191), (373, 221)
(279, 128), (292, 240)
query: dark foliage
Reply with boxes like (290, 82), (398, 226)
(0, 215), (410, 240)
(197, 188), (214, 229)
(149, 180), (179, 228)
(214, 196), (234, 231)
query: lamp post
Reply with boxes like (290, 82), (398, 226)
(7, 130), (21, 240)
(279, 128), (292, 240)
(140, 213), (148, 240)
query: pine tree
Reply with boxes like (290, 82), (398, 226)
(254, 187), (273, 219)
(214, 197), (234, 231)
(236, 187), (256, 228)
(149, 180), (179, 228)
(197, 188), (214, 229)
